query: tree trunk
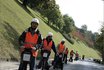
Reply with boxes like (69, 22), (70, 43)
(47, 19), (50, 25)
(23, 0), (28, 7)
(102, 43), (104, 63)
(102, 52), (104, 63)
(102, 32), (104, 63)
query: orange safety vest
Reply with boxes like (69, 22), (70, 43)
(70, 51), (74, 57)
(43, 39), (53, 51)
(24, 32), (39, 57)
(58, 43), (65, 53)
(65, 49), (68, 55)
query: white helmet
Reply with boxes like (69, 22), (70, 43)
(62, 39), (65, 42)
(47, 32), (53, 37)
(31, 18), (39, 24)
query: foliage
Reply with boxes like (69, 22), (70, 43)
(62, 14), (75, 33)
(96, 23), (104, 62)
(81, 24), (87, 31)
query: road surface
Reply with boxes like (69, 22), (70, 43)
(0, 60), (104, 70)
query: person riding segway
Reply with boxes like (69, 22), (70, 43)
(18, 18), (42, 70)
(36, 32), (57, 70)
(53, 39), (66, 70)
(69, 50), (74, 62)
(63, 48), (69, 64)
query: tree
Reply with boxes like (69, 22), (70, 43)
(63, 14), (75, 33)
(23, 0), (28, 7)
(96, 23), (104, 63)
(80, 24), (88, 39)
(92, 32), (99, 42)
(81, 24), (87, 31)
(47, 5), (64, 29)
(81, 24), (87, 33)
(56, 15), (64, 29)
(21, 0), (64, 30)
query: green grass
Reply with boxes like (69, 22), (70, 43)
(0, 0), (101, 59)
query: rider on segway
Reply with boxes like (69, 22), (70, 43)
(69, 50), (75, 62)
(63, 48), (69, 64)
(53, 39), (66, 70)
(18, 18), (42, 70)
(36, 32), (57, 70)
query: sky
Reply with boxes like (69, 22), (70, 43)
(56, 0), (103, 33)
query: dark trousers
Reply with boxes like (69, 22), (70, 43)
(75, 57), (79, 61)
(53, 53), (63, 68)
(69, 56), (73, 62)
(63, 54), (67, 63)
(18, 54), (35, 70)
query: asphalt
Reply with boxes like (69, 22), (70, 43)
(0, 60), (104, 70)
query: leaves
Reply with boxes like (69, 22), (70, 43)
(63, 14), (75, 33)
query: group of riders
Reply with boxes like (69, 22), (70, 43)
(18, 18), (79, 70)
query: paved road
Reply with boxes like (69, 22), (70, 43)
(64, 61), (104, 70)
(0, 60), (104, 70)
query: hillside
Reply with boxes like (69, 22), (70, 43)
(0, 0), (101, 60)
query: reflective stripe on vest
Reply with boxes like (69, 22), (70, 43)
(58, 43), (65, 53)
(24, 32), (38, 48)
(43, 39), (52, 51)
